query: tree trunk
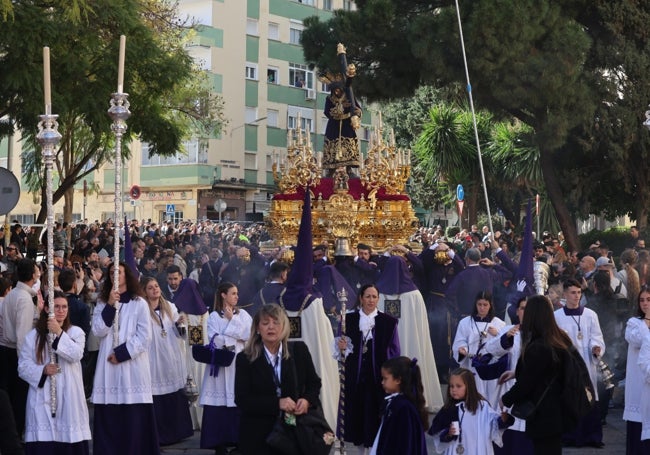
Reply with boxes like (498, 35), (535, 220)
(63, 187), (74, 223)
(633, 167), (649, 231)
(636, 199), (648, 232)
(538, 146), (580, 251)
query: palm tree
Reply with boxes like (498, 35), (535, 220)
(414, 103), (492, 227)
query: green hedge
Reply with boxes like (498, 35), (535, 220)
(578, 226), (634, 256)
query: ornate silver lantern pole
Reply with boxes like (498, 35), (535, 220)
(336, 287), (348, 454)
(107, 36), (130, 348)
(37, 46), (61, 418)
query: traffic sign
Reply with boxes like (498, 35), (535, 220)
(130, 185), (141, 200)
(456, 184), (464, 202)
(214, 199), (227, 213)
(166, 204), (175, 213)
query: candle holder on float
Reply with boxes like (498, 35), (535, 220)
(359, 114), (411, 195)
(272, 115), (321, 194)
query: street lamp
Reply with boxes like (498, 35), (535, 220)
(229, 116), (268, 138)
(229, 115), (268, 161)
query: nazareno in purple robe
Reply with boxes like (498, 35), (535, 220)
(338, 310), (400, 447)
(374, 394), (427, 455)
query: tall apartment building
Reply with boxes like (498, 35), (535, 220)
(0, 0), (363, 226)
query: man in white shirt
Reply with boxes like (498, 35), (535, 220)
(555, 278), (605, 447)
(0, 258), (40, 435)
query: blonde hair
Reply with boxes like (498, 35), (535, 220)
(243, 303), (291, 362)
(141, 276), (174, 325)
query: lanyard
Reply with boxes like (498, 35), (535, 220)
(472, 318), (489, 355)
(265, 351), (281, 396)
(457, 403), (467, 454)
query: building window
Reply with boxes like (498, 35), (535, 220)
(289, 27), (302, 45)
(245, 107), (260, 124)
(343, 0), (352, 11)
(289, 63), (313, 89)
(323, 0), (332, 10)
(288, 106), (314, 132)
(245, 63), (258, 80)
(245, 153), (257, 170)
(268, 22), (279, 40)
(246, 18), (258, 36)
(267, 110), (279, 128)
(141, 139), (207, 165)
(288, 115), (313, 132)
(296, 0), (315, 5)
(161, 211), (184, 225)
(267, 67), (279, 84)
(362, 126), (371, 141)
(12, 214), (35, 225)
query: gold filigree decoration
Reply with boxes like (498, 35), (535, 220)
(272, 114), (321, 194)
(359, 112), (411, 195)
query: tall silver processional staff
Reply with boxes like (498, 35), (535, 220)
(37, 46), (61, 418)
(337, 287), (348, 454)
(108, 35), (130, 347)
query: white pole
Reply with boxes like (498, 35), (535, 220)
(453, 0), (493, 234)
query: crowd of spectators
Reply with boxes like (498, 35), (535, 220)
(0, 216), (649, 453)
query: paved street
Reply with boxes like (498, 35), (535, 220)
(159, 406), (627, 454)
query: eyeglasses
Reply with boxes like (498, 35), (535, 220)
(6, 247), (16, 251)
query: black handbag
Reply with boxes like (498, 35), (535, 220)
(471, 353), (509, 380)
(510, 399), (538, 420)
(191, 333), (236, 377)
(265, 407), (334, 455)
(510, 378), (555, 420)
(265, 416), (301, 455)
(294, 406), (334, 455)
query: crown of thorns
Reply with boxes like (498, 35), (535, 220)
(318, 71), (345, 86)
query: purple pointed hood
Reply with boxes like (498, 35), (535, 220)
(281, 189), (321, 311)
(173, 278), (209, 315)
(516, 199), (534, 294)
(124, 217), (139, 279)
(375, 255), (418, 295)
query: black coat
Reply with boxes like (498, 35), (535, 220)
(341, 311), (400, 446)
(501, 337), (564, 440)
(235, 341), (321, 455)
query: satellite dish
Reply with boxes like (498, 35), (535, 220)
(214, 199), (227, 213)
(0, 168), (20, 215)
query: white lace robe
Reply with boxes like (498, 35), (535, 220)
(19, 326), (91, 443)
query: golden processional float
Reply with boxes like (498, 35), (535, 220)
(264, 54), (418, 254)
(265, 117), (419, 253)
(264, 44), (419, 254)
